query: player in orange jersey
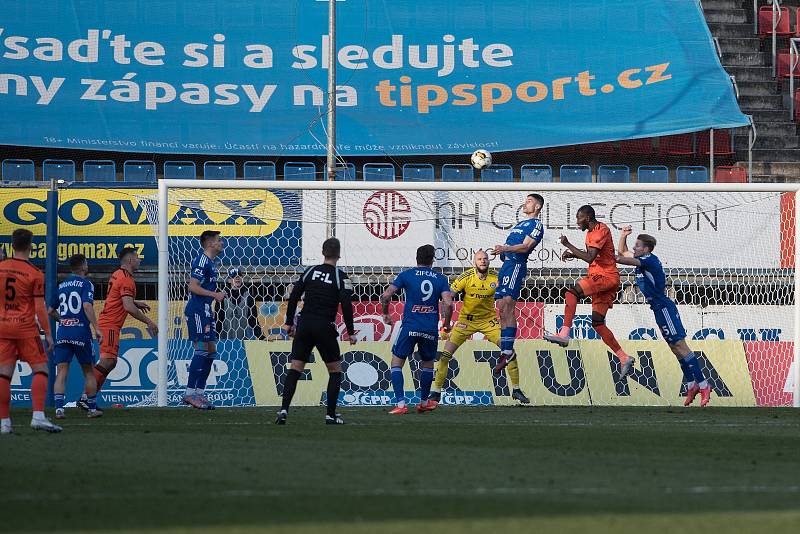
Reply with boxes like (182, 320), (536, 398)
(0, 229), (61, 433)
(77, 247), (158, 410)
(544, 205), (636, 378)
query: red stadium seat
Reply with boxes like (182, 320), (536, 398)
(697, 130), (734, 156)
(619, 138), (654, 155)
(579, 142), (616, 155)
(658, 134), (694, 156)
(714, 166), (747, 183)
(777, 49), (800, 79)
(758, 6), (792, 38)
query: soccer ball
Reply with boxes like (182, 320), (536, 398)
(470, 149), (492, 169)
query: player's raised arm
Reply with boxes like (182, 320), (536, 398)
(615, 225), (641, 266)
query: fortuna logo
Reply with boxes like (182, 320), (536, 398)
(363, 190), (411, 240)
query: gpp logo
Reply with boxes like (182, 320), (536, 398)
(363, 190), (411, 240)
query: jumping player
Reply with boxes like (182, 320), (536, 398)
(616, 226), (711, 406)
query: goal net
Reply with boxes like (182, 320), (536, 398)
(140, 181), (799, 408)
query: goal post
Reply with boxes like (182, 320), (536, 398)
(151, 179), (800, 408)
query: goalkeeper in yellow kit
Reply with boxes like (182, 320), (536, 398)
(429, 250), (530, 407)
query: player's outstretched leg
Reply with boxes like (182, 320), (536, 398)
(544, 288), (579, 347)
(506, 360), (530, 404)
(494, 296), (518, 374)
(590, 314), (635, 377)
(673, 340), (711, 406)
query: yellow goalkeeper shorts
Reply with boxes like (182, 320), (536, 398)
(448, 317), (501, 347)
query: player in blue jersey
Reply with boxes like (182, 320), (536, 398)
(380, 244), (453, 414)
(183, 230), (226, 410)
(489, 193), (545, 373)
(50, 254), (103, 419)
(616, 226), (711, 406)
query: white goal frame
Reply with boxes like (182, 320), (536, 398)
(157, 179), (800, 408)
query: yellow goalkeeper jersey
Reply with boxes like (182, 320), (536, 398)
(451, 268), (498, 322)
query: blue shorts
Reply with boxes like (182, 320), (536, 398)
(53, 338), (94, 366)
(186, 309), (218, 343)
(653, 303), (686, 344)
(392, 327), (438, 361)
(495, 261), (527, 301)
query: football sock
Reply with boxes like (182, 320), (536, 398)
(507, 359), (520, 388)
(31, 371), (47, 413)
(281, 369), (302, 411)
(0, 374), (10, 419)
(92, 365), (110, 393)
(683, 352), (708, 387)
(186, 350), (208, 390)
(594, 324), (623, 354)
(433, 351), (452, 392)
(678, 357), (694, 385)
(197, 352), (216, 390)
(391, 366), (405, 406)
(562, 291), (579, 334)
(54, 393), (65, 410)
(326, 371), (343, 418)
(87, 395), (98, 411)
(500, 327), (517, 354)
(419, 367), (434, 401)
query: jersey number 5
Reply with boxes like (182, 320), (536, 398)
(4, 277), (16, 301)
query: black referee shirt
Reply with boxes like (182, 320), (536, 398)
(285, 263), (355, 336)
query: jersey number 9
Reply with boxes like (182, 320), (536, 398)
(420, 279), (433, 301)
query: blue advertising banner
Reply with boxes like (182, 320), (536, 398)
(0, 0), (747, 155)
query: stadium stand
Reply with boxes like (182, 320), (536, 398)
(325, 163), (356, 181)
(597, 165), (631, 183)
(676, 165), (710, 183)
(441, 164), (475, 182)
(124, 161), (157, 182)
(636, 165), (670, 183)
(43, 160), (75, 182)
(204, 161), (237, 180)
(402, 163), (435, 182)
(83, 161), (116, 182)
(2, 159), (35, 182)
(714, 165), (748, 183)
(520, 164), (553, 182)
(480, 164), (514, 182)
(284, 161), (316, 181)
(559, 164), (592, 183)
(363, 163), (396, 182)
(243, 161), (276, 180)
(164, 161), (196, 179)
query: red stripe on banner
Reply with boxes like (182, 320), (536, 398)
(742, 341), (793, 407)
(780, 192), (795, 269)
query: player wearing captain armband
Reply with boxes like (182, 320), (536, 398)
(430, 250), (530, 407)
(616, 226), (711, 406)
(545, 205), (636, 378)
(489, 193), (545, 374)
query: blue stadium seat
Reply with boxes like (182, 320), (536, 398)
(402, 163), (434, 182)
(123, 160), (156, 182)
(2, 159), (35, 181)
(363, 163), (395, 182)
(520, 164), (553, 182)
(243, 161), (276, 180)
(164, 161), (196, 179)
(204, 161), (236, 180)
(284, 162), (316, 181)
(637, 165), (670, 183)
(325, 163), (356, 181)
(480, 165), (514, 182)
(559, 164), (592, 183)
(676, 166), (709, 183)
(597, 165), (631, 183)
(83, 160), (116, 182)
(43, 160), (75, 182)
(442, 164), (474, 182)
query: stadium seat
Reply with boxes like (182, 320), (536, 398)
(697, 130), (734, 156)
(520, 164), (553, 182)
(714, 166), (748, 183)
(363, 163), (395, 182)
(243, 161), (276, 180)
(480, 164), (514, 182)
(2, 159), (35, 181)
(758, 6), (792, 38)
(658, 134), (695, 155)
(284, 161), (317, 181)
(204, 161), (236, 180)
(597, 165), (631, 183)
(676, 166), (709, 183)
(123, 160), (156, 182)
(580, 142), (616, 155)
(83, 160), (116, 182)
(636, 165), (670, 183)
(619, 138), (655, 155)
(43, 160), (75, 182)
(777, 48), (800, 79)
(164, 161), (196, 179)
(441, 164), (475, 182)
(559, 164), (592, 183)
(402, 163), (434, 182)
(325, 163), (356, 181)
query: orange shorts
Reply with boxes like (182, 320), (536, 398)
(578, 273), (620, 316)
(99, 328), (121, 359)
(0, 337), (47, 366)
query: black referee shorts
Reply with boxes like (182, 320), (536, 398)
(291, 317), (341, 364)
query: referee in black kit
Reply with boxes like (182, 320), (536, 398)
(276, 237), (356, 425)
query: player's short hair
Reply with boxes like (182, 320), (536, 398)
(528, 193), (544, 208)
(119, 247), (138, 262)
(416, 244), (435, 266)
(637, 234), (657, 252)
(200, 230), (221, 248)
(577, 205), (596, 220)
(322, 237), (341, 259)
(11, 228), (33, 252)
(68, 254), (87, 272)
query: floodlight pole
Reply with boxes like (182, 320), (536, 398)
(326, 0), (337, 239)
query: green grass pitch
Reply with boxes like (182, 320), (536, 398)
(1, 406), (798, 533)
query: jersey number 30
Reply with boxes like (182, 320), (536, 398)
(59, 291), (82, 315)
